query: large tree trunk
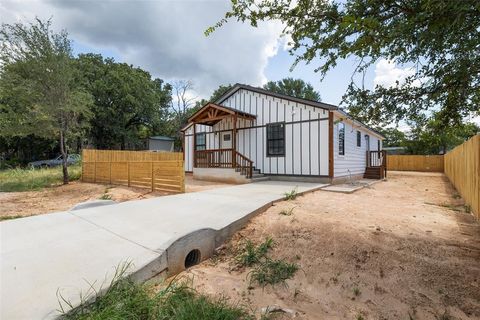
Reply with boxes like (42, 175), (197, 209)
(60, 130), (69, 184)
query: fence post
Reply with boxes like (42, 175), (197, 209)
(151, 161), (154, 191)
(127, 161), (130, 187)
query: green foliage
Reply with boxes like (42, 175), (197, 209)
(0, 163), (82, 192)
(0, 18), (92, 184)
(263, 78), (321, 101)
(0, 215), (24, 221)
(250, 259), (299, 287)
(211, 0), (480, 127)
(61, 276), (254, 320)
(284, 187), (298, 200)
(377, 114), (479, 154)
(236, 237), (274, 267)
(76, 53), (172, 149)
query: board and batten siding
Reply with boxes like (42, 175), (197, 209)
(184, 88), (330, 176)
(333, 115), (382, 177)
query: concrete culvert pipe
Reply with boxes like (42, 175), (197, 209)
(184, 249), (201, 268)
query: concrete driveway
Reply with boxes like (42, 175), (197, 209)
(1, 180), (325, 319)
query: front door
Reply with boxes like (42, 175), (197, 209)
(220, 131), (232, 149)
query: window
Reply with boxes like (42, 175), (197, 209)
(195, 133), (206, 151)
(223, 134), (231, 141)
(266, 122), (285, 156)
(377, 140), (381, 151)
(356, 130), (361, 147)
(338, 122), (345, 155)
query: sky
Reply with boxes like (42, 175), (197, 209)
(1, 0), (478, 128)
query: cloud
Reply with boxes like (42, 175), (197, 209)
(373, 59), (416, 88)
(0, 0), (284, 98)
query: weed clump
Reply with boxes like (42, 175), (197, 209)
(284, 187), (298, 200)
(236, 237), (274, 267)
(236, 237), (298, 288)
(250, 259), (299, 287)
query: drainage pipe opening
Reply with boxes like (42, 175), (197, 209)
(184, 249), (201, 268)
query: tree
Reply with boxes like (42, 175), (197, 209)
(194, 83), (234, 109)
(376, 127), (406, 148)
(263, 78), (321, 101)
(405, 115), (479, 154)
(208, 0), (480, 127)
(0, 19), (92, 183)
(76, 54), (171, 149)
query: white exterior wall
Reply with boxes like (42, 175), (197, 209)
(333, 114), (382, 178)
(184, 88), (330, 176)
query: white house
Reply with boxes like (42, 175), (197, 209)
(182, 84), (385, 184)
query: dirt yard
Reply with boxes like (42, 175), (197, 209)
(178, 172), (480, 320)
(0, 174), (231, 219)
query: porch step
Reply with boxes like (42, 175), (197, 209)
(249, 175), (270, 182)
(363, 167), (382, 179)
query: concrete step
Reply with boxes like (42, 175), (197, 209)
(248, 176), (270, 182)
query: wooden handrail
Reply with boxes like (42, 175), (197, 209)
(366, 150), (387, 178)
(194, 148), (253, 179)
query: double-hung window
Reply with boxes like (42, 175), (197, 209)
(266, 122), (285, 157)
(338, 122), (345, 155)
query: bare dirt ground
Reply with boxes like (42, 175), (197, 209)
(178, 172), (480, 320)
(0, 173), (232, 218)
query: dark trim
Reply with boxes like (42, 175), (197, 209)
(328, 112), (334, 178)
(183, 117), (330, 137)
(214, 84), (385, 139)
(266, 122), (286, 158)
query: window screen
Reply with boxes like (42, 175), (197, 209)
(195, 133), (206, 151)
(357, 130), (361, 147)
(338, 122), (345, 155)
(266, 122), (285, 156)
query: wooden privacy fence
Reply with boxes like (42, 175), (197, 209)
(387, 155), (444, 172)
(444, 135), (480, 220)
(82, 149), (185, 193)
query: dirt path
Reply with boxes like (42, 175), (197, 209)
(178, 172), (480, 320)
(0, 174), (231, 219)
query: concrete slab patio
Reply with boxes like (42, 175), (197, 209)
(0, 181), (325, 320)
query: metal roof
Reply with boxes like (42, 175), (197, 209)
(149, 136), (175, 141)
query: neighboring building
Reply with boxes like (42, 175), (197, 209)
(148, 136), (175, 152)
(182, 84), (385, 184)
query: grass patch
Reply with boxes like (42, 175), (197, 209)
(353, 287), (361, 296)
(60, 276), (254, 320)
(98, 193), (112, 200)
(284, 187), (298, 201)
(250, 259), (299, 287)
(279, 207), (295, 216)
(0, 164), (81, 192)
(236, 237), (274, 267)
(0, 215), (24, 221)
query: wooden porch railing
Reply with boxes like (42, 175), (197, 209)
(367, 150), (387, 178)
(194, 148), (253, 179)
(235, 151), (253, 178)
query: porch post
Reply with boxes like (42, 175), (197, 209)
(193, 123), (197, 168)
(232, 114), (237, 168)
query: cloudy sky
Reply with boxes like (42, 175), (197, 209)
(0, 0), (463, 125)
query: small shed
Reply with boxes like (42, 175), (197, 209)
(148, 136), (175, 152)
